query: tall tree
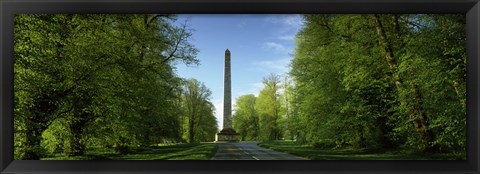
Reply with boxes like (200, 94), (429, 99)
(281, 75), (302, 141)
(289, 14), (466, 156)
(256, 73), (283, 141)
(371, 14), (433, 151)
(14, 14), (79, 159)
(194, 101), (218, 142)
(14, 14), (200, 158)
(232, 94), (260, 141)
(182, 79), (213, 143)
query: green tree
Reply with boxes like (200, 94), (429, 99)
(181, 78), (214, 143)
(194, 101), (218, 142)
(280, 75), (303, 141)
(14, 14), (200, 158)
(232, 94), (260, 141)
(392, 14), (466, 154)
(256, 73), (283, 141)
(14, 14), (80, 159)
(290, 14), (465, 156)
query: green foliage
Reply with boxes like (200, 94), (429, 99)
(13, 14), (212, 159)
(285, 14), (466, 156)
(280, 76), (303, 141)
(232, 94), (260, 141)
(256, 73), (284, 141)
(181, 79), (218, 143)
(14, 13), (466, 160)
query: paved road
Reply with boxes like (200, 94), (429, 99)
(211, 142), (306, 160)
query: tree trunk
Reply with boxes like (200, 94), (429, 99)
(67, 94), (94, 156)
(22, 93), (62, 159)
(68, 116), (87, 156)
(23, 125), (43, 160)
(371, 14), (433, 152)
(188, 111), (195, 143)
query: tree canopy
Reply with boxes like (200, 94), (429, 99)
(14, 14), (217, 159)
(233, 14), (466, 158)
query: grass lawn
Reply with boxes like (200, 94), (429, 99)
(42, 143), (217, 160)
(258, 141), (464, 160)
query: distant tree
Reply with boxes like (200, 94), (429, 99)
(182, 79), (214, 143)
(194, 101), (218, 142)
(256, 73), (283, 141)
(233, 94), (260, 141)
(280, 75), (303, 141)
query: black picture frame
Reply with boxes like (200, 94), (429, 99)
(1, 0), (479, 174)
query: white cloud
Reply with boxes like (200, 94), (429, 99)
(237, 21), (247, 28)
(264, 14), (304, 35)
(252, 58), (291, 74)
(282, 15), (304, 31)
(262, 42), (289, 54)
(241, 82), (264, 97)
(233, 82), (263, 98)
(264, 14), (303, 45)
(277, 35), (295, 41)
(251, 82), (264, 94)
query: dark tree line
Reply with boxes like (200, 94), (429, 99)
(14, 14), (217, 160)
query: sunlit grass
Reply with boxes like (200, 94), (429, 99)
(42, 143), (217, 160)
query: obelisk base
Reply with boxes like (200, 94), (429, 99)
(215, 128), (240, 142)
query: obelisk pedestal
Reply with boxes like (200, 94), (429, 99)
(215, 49), (240, 142)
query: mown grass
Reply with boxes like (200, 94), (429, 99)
(42, 143), (217, 160)
(258, 141), (464, 160)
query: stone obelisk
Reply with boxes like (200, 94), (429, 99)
(223, 49), (232, 130)
(215, 49), (240, 142)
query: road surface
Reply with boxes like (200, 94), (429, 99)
(211, 142), (306, 160)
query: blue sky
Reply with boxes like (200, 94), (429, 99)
(173, 14), (304, 129)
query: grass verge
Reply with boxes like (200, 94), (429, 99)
(42, 143), (217, 160)
(258, 141), (464, 160)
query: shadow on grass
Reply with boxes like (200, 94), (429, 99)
(42, 143), (217, 160)
(258, 141), (464, 160)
